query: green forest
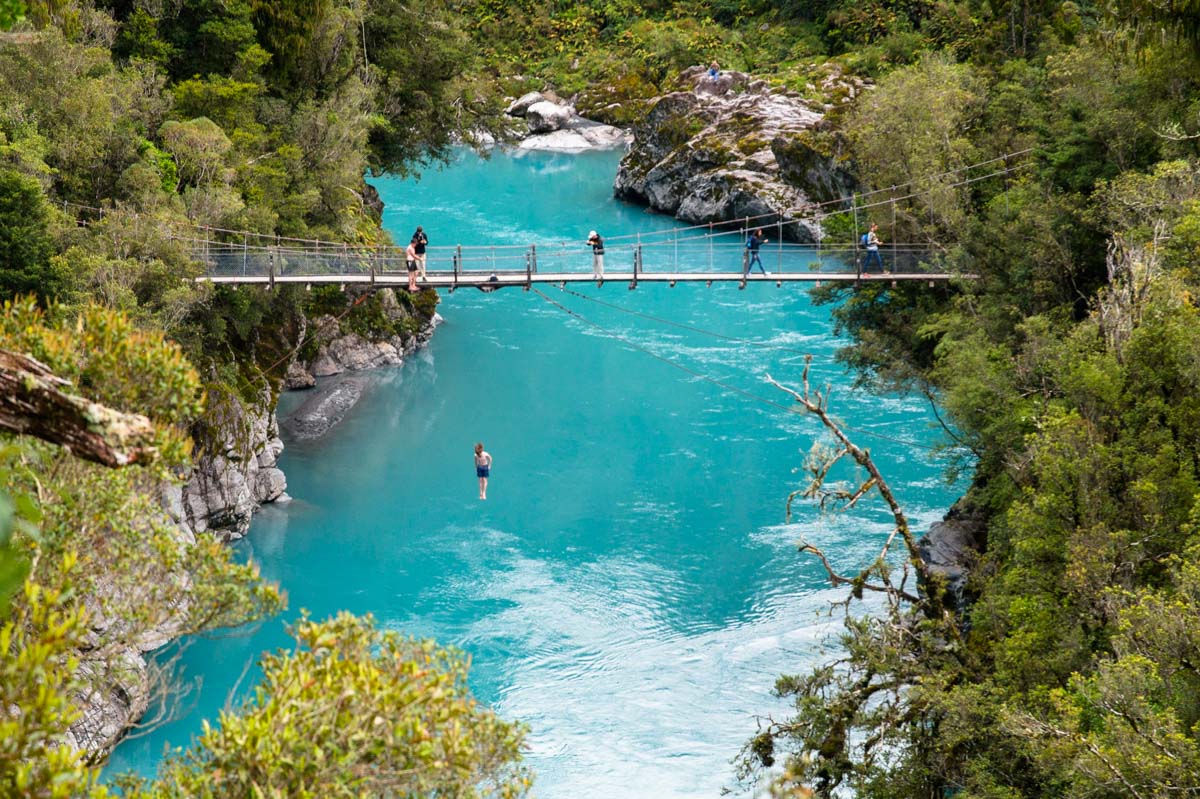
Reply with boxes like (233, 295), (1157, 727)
(2, 0), (1200, 796)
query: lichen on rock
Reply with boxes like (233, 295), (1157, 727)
(614, 66), (860, 240)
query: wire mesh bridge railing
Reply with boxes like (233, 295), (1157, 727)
(190, 233), (955, 290)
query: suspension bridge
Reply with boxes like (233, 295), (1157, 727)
(66, 149), (1029, 290)
(187, 233), (953, 291)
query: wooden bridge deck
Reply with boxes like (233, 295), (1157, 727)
(201, 270), (963, 289)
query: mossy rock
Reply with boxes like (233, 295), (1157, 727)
(576, 72), (658, 126)
(735, 134), (769, 156)
(655, 111), (707, 150)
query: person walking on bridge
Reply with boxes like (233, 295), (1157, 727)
(411, 226), (428, 279)
(744, 228), (768, 276)
(587, 230), (605, 281)
(863, 222), (884, 273)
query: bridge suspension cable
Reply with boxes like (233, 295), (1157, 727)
(530, 286), (955, 454)
(554, 285), (838, 362)
(58, 147), (1037, 253)
(599, 148), (1036, 244)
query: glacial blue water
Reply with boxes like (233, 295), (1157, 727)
(106, 149), (963, 796)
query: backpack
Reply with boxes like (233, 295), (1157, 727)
(746, 235), (754, 249)
(860, 232), (870, 246)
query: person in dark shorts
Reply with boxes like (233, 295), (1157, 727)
(474, 442), (493, 500)
(405, 240), (418, 292)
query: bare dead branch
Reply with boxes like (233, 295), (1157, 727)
(768, 358), (957, 623)
(797, 542), (920, 603)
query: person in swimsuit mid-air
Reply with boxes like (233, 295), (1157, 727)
(474, 442), (493, 500)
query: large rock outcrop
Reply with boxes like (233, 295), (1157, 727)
(67, 648), (151, 757)
(283, 376), (367, 440)
(525, 100), (574, 134)
(614, 66), (860, 240)
(303, 290), (442, 380)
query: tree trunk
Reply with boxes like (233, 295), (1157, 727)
(0, 348), (157, 467)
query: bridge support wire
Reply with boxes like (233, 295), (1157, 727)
(528, 287), (947, 454)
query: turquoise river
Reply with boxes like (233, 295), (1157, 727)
(106, 149), (964, 796)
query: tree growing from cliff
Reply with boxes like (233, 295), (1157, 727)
(735, 361), (966, 798)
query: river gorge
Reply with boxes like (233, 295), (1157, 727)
(106, 148), (964, 797)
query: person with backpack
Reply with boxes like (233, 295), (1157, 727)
(410, 226), (428, 279)
(744, 228), (768, 276)
(862, 223), (884, 272)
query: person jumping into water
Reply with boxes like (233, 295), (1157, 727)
(474, 442), (492, 500)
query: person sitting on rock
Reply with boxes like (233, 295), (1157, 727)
(708, 61), (720, 81)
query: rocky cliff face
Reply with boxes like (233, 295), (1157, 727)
(181, 385), (287, 542)
(614, 66), (860, 240)
(502, 90), (632, 152)
(917, 500), (988, 617)
(183, 288), (438, 540)
(72, 288), (441, 760)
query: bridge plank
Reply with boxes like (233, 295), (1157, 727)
(199, 271), (967, 286)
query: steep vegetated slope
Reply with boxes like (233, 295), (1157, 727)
(0, 0), (521, 794)
(460, 1), (1200, 796)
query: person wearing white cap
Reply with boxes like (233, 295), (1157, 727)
(586, 230), (604, 281)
